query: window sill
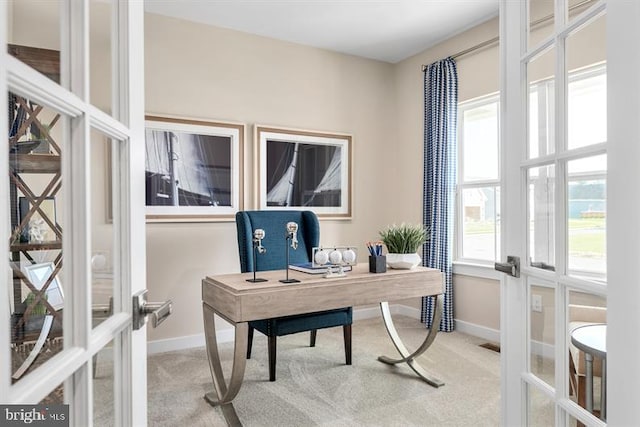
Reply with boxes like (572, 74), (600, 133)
(453, 261), (502, 280)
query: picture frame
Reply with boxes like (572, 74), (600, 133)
(23, 262), (64, 311)
(144, 116), (244, 222)
(19, 196), (58, 243)
(255, 126), (352, 219)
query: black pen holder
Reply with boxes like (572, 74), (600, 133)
(369, 255), (387, 273)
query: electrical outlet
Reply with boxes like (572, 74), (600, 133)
(531, 294), (543, 313)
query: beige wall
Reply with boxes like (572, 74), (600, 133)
(143, 14), (399, 341)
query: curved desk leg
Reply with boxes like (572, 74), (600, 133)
(377, 296), (444, 388)
(202, 303), (248, 427)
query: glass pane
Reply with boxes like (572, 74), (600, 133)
(8, 0), (62, 85)
(530, 283), (555, 387)
(567, 155), (606, 278)
(529, 0), (555, 47)
(528, 47), (556, 159)
(567, 414), (582, 427)
(461, 186), (499, 261)
(528, 165), (555, 270)
(94, 339), (115, 426)
(39, 380), (64, 405)
(568, 0), (600, 27)
(528, 384), (556, 426)
(462, 101), (499, 182)
(92, 130), (118, 327)
(8, 92), (67, 384)
(568, 291), (606, 419)
(567, 13), (606, 150)
(90, 0), (114, 115)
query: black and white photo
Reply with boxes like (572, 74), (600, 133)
(145, 116), (244, 222)
(256, 126), (352, 218)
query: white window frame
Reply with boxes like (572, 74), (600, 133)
(456, 93), (501, 267)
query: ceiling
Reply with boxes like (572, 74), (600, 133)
(144, 0), (499, 64)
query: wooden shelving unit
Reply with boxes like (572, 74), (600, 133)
(8, 46), (63, 349)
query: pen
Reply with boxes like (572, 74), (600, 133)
(367, 242), (375, 257)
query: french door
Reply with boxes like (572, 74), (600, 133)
(500, 0), (640, 425)
(1, 1), (147, 425)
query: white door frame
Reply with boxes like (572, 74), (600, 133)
(501, 0), (640, 425)
(499, 0), (527, 423)
(605, 1), (640, 424)
(1, 1), (146, 425)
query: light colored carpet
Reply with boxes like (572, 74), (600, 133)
(143, 316), (502, 427)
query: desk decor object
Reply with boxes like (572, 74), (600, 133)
(312, 246), (357, 278)
(367, 241), (386, 273)
(246, 229), (268, 283)
(201, 264), (445, 426)
(144, 116), (244, 222)
(369, 256), (387, 273)
(280, 222), (300, 283)
(289, 262), (352, 275)
(255, 125), (352, 219)
(379, 223), (429, 269)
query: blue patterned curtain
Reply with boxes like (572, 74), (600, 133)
(421, 57), (458, 332)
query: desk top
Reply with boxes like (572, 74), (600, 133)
(571, 323), (606, 360)
(202, 263), (443, 323)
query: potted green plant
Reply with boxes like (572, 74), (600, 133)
(379, 223), (429, 269)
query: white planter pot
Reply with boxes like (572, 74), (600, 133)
(386, 253), (421, 269)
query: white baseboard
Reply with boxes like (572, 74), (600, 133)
(453, 320), (554, 359)
(148, 304), (503, 355)
(147, 329), (234, 355)
(454, 319), (501, 344)
(531, 339), (555, 360)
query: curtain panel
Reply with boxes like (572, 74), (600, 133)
(421, 57), (458, 332)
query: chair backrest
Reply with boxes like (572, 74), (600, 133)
(236, 210), (320, 273)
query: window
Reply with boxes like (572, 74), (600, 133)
(457, 95), (501, 262)
(456, 64), (606, 275)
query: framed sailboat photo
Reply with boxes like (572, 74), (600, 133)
(256, 126), (352, 219)
(144, 116), (244, 222)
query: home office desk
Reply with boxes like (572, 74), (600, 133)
(201, 263), (444, 426)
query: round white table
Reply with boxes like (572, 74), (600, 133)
(571, 323), (606, 420)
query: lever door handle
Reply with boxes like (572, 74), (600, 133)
(132, 290), (173, 330)
(494, 255), (520, 278)
(144, 300), (173, 328)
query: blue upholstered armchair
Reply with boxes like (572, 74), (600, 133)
(235, 210), (353, 381)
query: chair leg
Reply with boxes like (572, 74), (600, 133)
(577, 375), (586, 427)
(343, 324), (352, 365)
(310, 330), (317, 347)
(246, 327), (254, 359)
(268, 335), (277, 382)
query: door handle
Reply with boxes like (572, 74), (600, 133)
(530, 261), (555, 272)
(494, 255), (520, 278)
(132, 290), (173, 330)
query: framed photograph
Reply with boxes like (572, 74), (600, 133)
(256, 126), (352, 218)
(19, 196), (58, 243)
(145, 116), (244, 222)
(23, 262), (64, 311)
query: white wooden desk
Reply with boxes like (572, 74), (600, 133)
(201, 263), (444, 426)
